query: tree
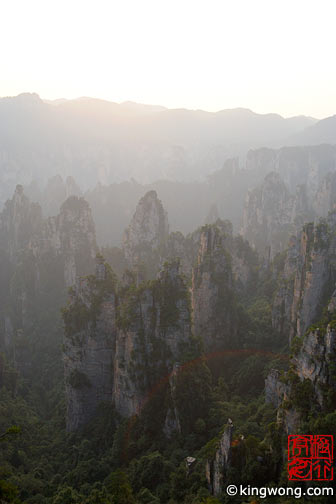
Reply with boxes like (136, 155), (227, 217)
(104, 470), (135, 504)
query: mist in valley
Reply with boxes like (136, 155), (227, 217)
(1, 1), (336, 502)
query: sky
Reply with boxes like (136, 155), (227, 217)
(1, 0), (335, 119)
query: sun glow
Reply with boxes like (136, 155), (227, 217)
(1, 0), (336, 117)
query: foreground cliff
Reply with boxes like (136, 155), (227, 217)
(63, 258), (194, 431)
(272, 211), (336, 340)
(192, 224), (237, 351)
(192, 221), (258, 351)
(206, 421), (234, 496)
(267, 293), (336, 435)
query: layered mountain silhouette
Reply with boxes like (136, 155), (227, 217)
(0, 92), (334, 207)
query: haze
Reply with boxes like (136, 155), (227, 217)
(1, 0), (336, 118)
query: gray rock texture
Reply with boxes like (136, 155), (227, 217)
(63, 259), (193, 431)
(272, 212), (336, 340)
(123, 190), (169, 275)
(206, 421), (234, 496)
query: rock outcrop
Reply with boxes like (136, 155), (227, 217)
(0, 184), (43, 262)
(246, 145), (336, 198)
(313, 171), (336, 218)
(63, 259), (193, 431)
(272, 212), (336, 340)
(123, 190), (169, 276)
(163, 363), (181, 438)
(0, 187), (97, 287)
(294, 326), (336, 407)
(42, 196), (97, 286)
(165, 229), (201, 278)
(242, 146), (336, 258)
(271, 235), (300, 336)
(265, 369), (288, 409)
(266, 314), (336, 434)
(191, 220), (258, 351)
(206, 420), (234, 496)
(0, 187), (98, 370)
(191, 223), (237, 351)
(63, 262), (117, 431)
(241, 172), (309, 259)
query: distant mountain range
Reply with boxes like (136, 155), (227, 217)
(289, 114), (336, 145)
(0, 92), (335, 206)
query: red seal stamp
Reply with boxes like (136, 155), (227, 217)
(288, 435), (334, 481)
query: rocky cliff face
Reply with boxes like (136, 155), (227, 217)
(272, 212), (336, 340)
(246, 145), (336, 198)
(266, 301), (336, 434)
(242, 146), (336, 258)
(122, 192), (257, 286)
(313, 171), (336, 218)
(163, 363), (182, 438)
(192, 224), (237, 351)
(265, 369), (288, 409)
(271, 235), (300, 336)
(0, 187), (97, 286)
(0, 184), (43, 263)
(206, 421), (233, 496)
(294, 326), (336, 406)
(241, 172), (309, 259)
(63, 259), (193, 431)
(64, 202), (261, 430)
(123, 190), (169, 276)
(191, 222), (256, 351)
(63, 261), (118, 431)
(290, 221), (331, 339)
(42, 196), (97, 286)
(165, 229), (201, 277)
(0, 187), (98, 371)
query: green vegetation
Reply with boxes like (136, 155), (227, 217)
(2, 231), (336, 504)
(62, 262), (117, 338)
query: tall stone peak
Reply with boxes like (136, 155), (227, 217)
(197, 223), (231, 264)
(206, 420), (234, 496)
(55, 196), (96, 246)
(192, 223), (237, 351)
(0, 185), (43, 261)
(50, 196), (97, 286)
(123, 190), (169, 274)
(241, 171), (309, 259)
(272, 212), (336, 340)
(63, 256), (193, 431)
(266, 320), (336, 435)
(241, 146), (336, 258)
(191, 221), (257, 350)
(0, 187), (100, 382)
(313, 171), (336, 218)
(246, 145), (336, 197)
(1, 188), (98, 288)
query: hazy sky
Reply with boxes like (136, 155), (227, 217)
(1, 0), (335, 118)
